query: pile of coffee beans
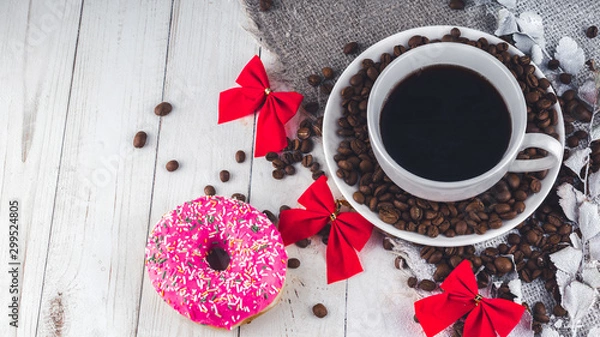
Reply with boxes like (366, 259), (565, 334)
(265, 117), (326, 181)
(333, 28), (562, 237)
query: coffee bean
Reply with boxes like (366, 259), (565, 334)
(433, 263), (451, 282)
(288, 258), (301, 269)
(312, 170), (325, 180)
(418, 279), (437, 291)
(166, 160), (179, 172)
(300, 138), (314, 153)
(567, 135), (580, 147)
(231, 193), (246, 202)
(559, 73), (572, 84)
(265, 152), (278, 162)
(322, 67), (334, 79)
(553, 304), (568, 317)
(307, 74), (321, 87)
(494, 257), (513, 274)
(133, 131), (147, 148)
(204, 185), (216, 196)
(587, 59), (597, 71)
(449, 0), (465, 10)
(219, 170), (230, 182)
(407, 276), (418, 288)
(395, 256), (406, 269)
(310, 162), (321, 173)
(259, 0), (272, 11)
(304, 102), (319, 114)
(343, 41), (359, 55)
(530, 179), (542, 193)
(587, 25), (599, 38)
(263, 210), (277, 224)
(154, 102), (172, 116)
(353, 191), (365, 204)
(235, 150), (246, 163)
(302, 154), (313, 168)
(312, 303), (328, 318)
(295, 238), (310, 248)
(547, 59), (560, 70)
(297, 127), (311, 140)
(284, 165), (296, 175)
(272, 169), (285, 180)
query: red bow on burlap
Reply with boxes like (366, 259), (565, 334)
(415, 260), (526, 337)
(278, 176), (374, 283)
(218, 55), (303, 157)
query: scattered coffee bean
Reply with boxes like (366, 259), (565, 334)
(304, 102), (319, 114)
(295, 238), (310, 248)
(231, 193), (246, 202)
(307, 74), (321, 87)
(586, 25), (599, 38)
(297, 127), (311, 140)
(166, 160), (179, 172)
(395, 256), (407, 269)
(494, 257), (513, 274)
(567, 135), (580, 148)
(312, 170), (325, 180)
(284, 165), (296, 175)
(553, 304), (568, 317)
(302, 154), (313, 168)
(312, 303), (328, 318)
(322, 67), (334, 79)
(586, 59), (597, 71)
(559, 73), (572, 84)
(321, 81), (333, 95)
(235, 150), (246, 163)
(204, 185), (216, 196)
(259, 0), (272, 11)
(343, 41), (359, 55)
(383, 237), (393, 250)
(133, 131), (147, 148)
(263, 210), (277, 224)
(407, 276), (418, 288)
(418, 279), (437, 291)
(288, 258), (301, 269)
(154, 102), (173, 116)
(265, 151), (279, 162)
(547, 59), (560, 70)
(449, 0), (465, 10)
(272, 169), (285, 180)
(219, 170), (230, 182)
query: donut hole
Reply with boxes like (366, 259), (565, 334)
(206, 246), (230, 271)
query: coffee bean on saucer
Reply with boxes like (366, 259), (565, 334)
(166, 160), (179, 172)
(235, 150), (246, 163)
(219, 170), (230, 182)
(133, 131), (147, 148)
(312, 303), (328, 318)
(586, 25), (598, 38)
(343, 41), (359, 55)
(154, 102), (172, 116)
(449, 0), (465, 10)
(204, 185), (216, 196)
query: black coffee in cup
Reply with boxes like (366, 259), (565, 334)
(380, 65), (511, 182)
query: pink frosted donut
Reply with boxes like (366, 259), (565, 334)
(145, 196), (287, 330)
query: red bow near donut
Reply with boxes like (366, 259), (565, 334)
(414, 260), (526, 337)
(218, 55), (303, 157)
(278, 176), (374, 283)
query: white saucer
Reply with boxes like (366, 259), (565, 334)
(322, 26), (565, 247)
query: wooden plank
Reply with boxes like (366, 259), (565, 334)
(241, 51), (348, 335)
(34, 1), (173, 336)
(0, 0), (82, 336)
(346, 231), (422, 337)
(135, 0), (259, 336)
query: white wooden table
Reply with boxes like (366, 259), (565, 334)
(0, 1), (414, 336)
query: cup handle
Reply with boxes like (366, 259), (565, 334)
(507, 133), (563, 172)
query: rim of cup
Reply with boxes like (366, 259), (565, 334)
(367, 42), (527, 191)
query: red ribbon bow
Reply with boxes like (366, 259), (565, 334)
(218, 55), (303, 157)
(278, 176), (374, 283)
(414, 260), (526, 337)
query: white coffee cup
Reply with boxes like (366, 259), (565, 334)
(367, 42), (563, 202)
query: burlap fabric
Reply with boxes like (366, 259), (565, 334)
(243, 1), (600, 336)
